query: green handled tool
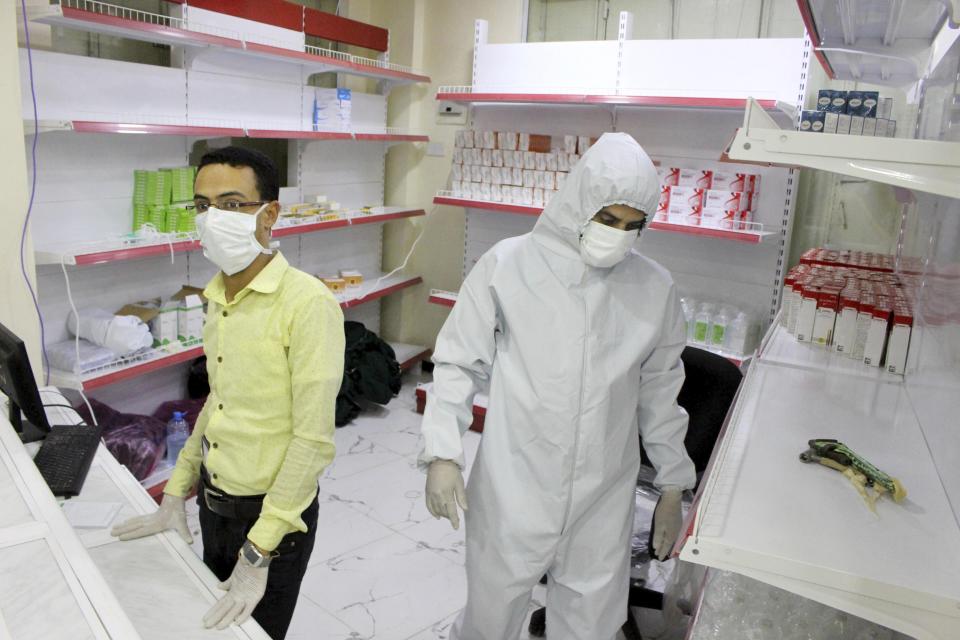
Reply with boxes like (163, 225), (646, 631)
(799, 439), (907, 512)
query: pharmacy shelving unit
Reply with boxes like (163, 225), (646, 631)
(434, 14), (808, 340)
(680, 12), (960, 640)
(21, 2), (431, 423)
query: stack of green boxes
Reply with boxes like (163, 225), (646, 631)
(132, 167), (197, 233)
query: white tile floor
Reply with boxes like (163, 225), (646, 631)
(182, 373), (585, 640)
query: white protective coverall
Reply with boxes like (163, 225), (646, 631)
(420, 132), (697, 640)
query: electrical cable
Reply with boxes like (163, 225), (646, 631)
(355, 205), (433, 302)
(19, 0), (51, 385)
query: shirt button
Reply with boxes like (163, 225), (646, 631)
(212, 473), (218, 480)
(212, 442), (219, 449)
(222, 311), (228, 317)
(217, 356), (223, 363)
(218, 403), (224, 410)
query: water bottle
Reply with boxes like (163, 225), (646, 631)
(166, 411), (189, 465)
(680, 297), (696, 342)
(711, 307), (730, 349)
(727, 311), (750, 355)
(694, 303), (713, 345)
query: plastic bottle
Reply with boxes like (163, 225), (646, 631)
(680, 297), (697, 342)
(724, 311), (750, 355)
(166, 412), (189, 465)
(694, 303), (714, 345)
(711, 307), (730, 349)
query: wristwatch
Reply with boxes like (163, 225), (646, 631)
(240, 540), (273, 568)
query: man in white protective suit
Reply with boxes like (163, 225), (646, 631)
(419, 132), (698, 640)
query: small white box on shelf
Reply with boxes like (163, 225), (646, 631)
(862, 310), (889, 367)
(878, 97), (893, 120)
(151, 299), (179, 347)
(563, 135), (578, 154)
(823, 112), (839, 134)
(523, 170), (536, 188)
(452, 148), (463, 164)
(492, 150), (504, 167)
(837, 114), (852, 135)
(862, 117), (877, 136)
(451, 164), (462, 181)
(451, 181), (464, 197)
(557, 152), (570, 172)
(521, 187), (534, 205)
(480, 182), (492, 199)
(471, 165), (483, 182)
(498, 131), (518, 151)
(512, 167), (523, 186)
(481, 166), (492, 183)
(523, 152), (536, 170)
(491, 184), (503, 202)
(519, 133), (530, 151)
(512, 186), (524, 202)
(491, 167), (502, 185)
(482, 131), (497, 149)
(463, 129), (475, 148)
(482, 149), (493, 167)
(535, 154), (547, 171)
(704, 190), (749, 212)
(885, 310), (912, 375)
(542, 171), (556, 190)
(887, 120), (897, 137)
(850, 115), (865, 136)
(795, 289), (818, 343)
(711, 172), (748, 192)
(577, 136), (594, 154)
(875, 118), (890, 137)
(700, 207), (737, 228)
(545, 153), (558, 172)
(833, 297), (859, 354)
(177, 295), (204, 343)
(533, 188), (544, 207)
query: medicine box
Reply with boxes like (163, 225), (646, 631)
(177, 295), (204, 344)
(152, 299), (180, 347)
(800, 111), (825, 133)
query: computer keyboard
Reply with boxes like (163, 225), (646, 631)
(33, 424), (103, 498)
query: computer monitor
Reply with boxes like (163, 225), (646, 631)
(0, 322), (51, 443)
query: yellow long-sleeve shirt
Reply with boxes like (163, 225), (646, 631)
(166, 252), (344, 551)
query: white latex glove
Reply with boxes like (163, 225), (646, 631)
(425, 459), (468, 530)
(110, 493), (193, 544)
(203, 552), (269, 630)
(651, 487), (683, 561)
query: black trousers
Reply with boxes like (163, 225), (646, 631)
(198, 489), (319, 640)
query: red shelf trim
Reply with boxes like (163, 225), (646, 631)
(428, 295), (456, 308)
(355, 133), (430, 142)
(436, 92), (778, 110)
(433, 196), (543, 216)
(246, 128), (352, 140)
(646, 221), (764, 244)
(72, 121), (245, 137)
(66, 210), (424, 266)
(340, 277), (423, 309)
(83, 346), (204, 391)
(60, 5), (243, 49)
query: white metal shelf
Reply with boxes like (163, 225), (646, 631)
(679, 324), (960, 640)
(428, 289), (458, 308)
(725, 98), (960, 199)
(48, 273), (422, 391)
(797, 0), (957, 84)
(27, 0), (430, 85)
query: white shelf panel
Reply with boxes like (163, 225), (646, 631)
(28, 0), (430, 85)
(428, 289), (458, 308)
(389, 342), (432, 371)
(725, 99), (960, 199)
(760, 324), (903, 383)
(798, 0), (956, 84)
(680, 353), (960, 637)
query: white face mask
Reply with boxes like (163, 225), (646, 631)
(195, 205), (272, 276)
(579, 221), (639, 268)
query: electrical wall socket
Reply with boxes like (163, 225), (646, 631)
(437, 100), (467, 125)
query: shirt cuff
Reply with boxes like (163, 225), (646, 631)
(247, 515), (299, 552)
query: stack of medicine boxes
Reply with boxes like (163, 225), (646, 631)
(132, 167), (197, 233)
(800, 90), (896, 136)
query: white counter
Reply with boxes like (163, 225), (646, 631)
(0, 388), (270, 640)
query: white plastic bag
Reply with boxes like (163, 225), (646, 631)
(67, 308), (153, 356)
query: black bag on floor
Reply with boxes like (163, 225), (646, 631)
(335, 321), (401, 426)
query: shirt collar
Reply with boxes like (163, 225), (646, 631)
(203, 252), (289, 305)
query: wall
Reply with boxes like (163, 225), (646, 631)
(2, 2), (42, 381)
(364, 0), (525, 348)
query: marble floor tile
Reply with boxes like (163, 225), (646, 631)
(322, 457), (433, 532)
(395, 515), (466, 566)
(322, 426), (405, 484)
(308, 494), (397, 566)
(285, 596), (358, 640)
(299, 534), (466, 640)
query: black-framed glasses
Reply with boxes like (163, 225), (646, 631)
(186, 200), (268, 214)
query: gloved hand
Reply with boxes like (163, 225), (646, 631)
(425, 459), (468, 530)
(203, 552), (269, 630)
(110, 493), (193, 544)
(651, 487), (683, 561)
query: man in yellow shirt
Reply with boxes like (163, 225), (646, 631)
(111, 147), (344, 639)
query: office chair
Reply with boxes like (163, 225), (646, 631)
(529, 346), (744, 639)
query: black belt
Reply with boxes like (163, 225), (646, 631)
(200, 466), (265, 520)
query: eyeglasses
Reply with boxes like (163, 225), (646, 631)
(186, 200), (268, 214)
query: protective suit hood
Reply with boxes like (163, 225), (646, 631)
(532, 132), (660, 258)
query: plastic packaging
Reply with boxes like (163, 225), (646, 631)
(710, 307), (729, 348)
(67, 308), (153, 356)
(680, 297), (697, 343)
(694, 303), (714, 345)
(726, 311), (750, 355)
(165, 412), (190, 465)
(46, 338), (116, 374)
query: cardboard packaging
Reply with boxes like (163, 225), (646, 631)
(877, 97), (893, 120)
(846, 91), (879, 117)
(874, 118), (889, 137)
(133, 204), (149, 231)
(700, 207), (737, 229)
(563, 135), (578, 154)
(704, 190), (749, 212)
(523, 152), (537, 170)
(321, 277), (347, 295)
(850, 115), (865, 136)
(152, 299), (180, 347)
(523, 170), (536, 188)
(498, 132), (518, 151)
(481, 166), (493, 184)
(852, 296), (875, 361)
(482, 149), (493, 167)
(656, 185), (671, 220)
(177, 294), (204, 344)
(535, 153), (547, 171)
(545, 153), (558, 172)
(519, 133), (551, 153)
(862, 304), (891, 367)
(711, 172), (749, 192)
(837, 114), (852, 135)
(823, 112), (840, 134)
(833, 290), (860, 354)
(885, 306), (912, 374)
(471, 165), (483, 183)
(812, 289), (840, 346)
(817, 89), (847, 113)
(577, 136), (596, 155)
(887, 120), (897, 137)
(800, 110), (825, 133)
(533, 188), (545, 207)
(862, 117), (877, 136)
(669, 186), (705, 209)
(795, 283), (819, 342)
(788, 278), (806, 335)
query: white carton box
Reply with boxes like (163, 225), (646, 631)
(151, 299), (180, 347)
(875, 118), (889, 137)
(787, 283), (803, 334)
(545, 153), (558, 172)
(481, 166), (492, 184)
(563, 135), (578, 154)
(523, 152), (536, 170)
(850, 115), (865, 136)
(833, 303), (859, 354)
(492, 150), (504, 167)
(523, 170), (536, 188)
(862, 117), (877, 136)
(795, 290), (818, 343)
(452, 148), (463, 164)
(885, 314), (912, 375)
(482, 149), (493, 167)
(837, 114), (852, 135)
(535, 154), (547, 171)
(862, 311), (889, 367)
(177, 295), (204, 344)
(823, 112), (839, 134)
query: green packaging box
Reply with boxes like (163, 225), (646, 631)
(148, 204), (167, 232)
(133, 204), (149, 231)
(133, 170), (149, 205)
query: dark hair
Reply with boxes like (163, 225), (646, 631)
(197, 146), (280, 201)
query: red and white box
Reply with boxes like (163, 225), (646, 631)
(700, 207), (738, 229)
(863, 304), (891, 367)
(812, 289), (840, 346)
(665, 169), (713, 188)
(497, 131), (518, 151)
(668, 186), (704, 209)
(885, 306), (913, 374)
(833, 290), (859, 355)
(667, 201), (703, 225)
(656, 185), (671, 220)
(704, 190), (750, 212)
(795, 283), (820, 343)
(711, 171), (749, 192)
